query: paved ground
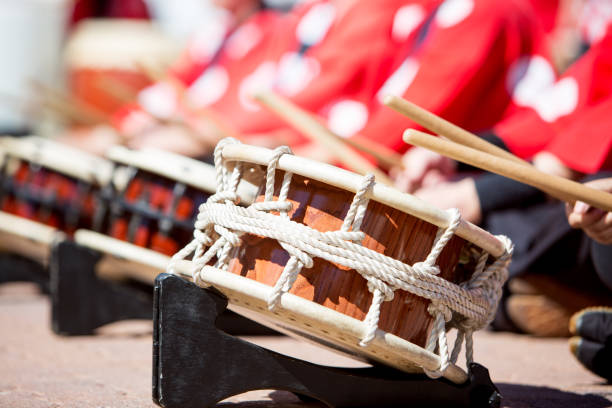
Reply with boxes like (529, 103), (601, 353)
(1, 282), (610, 408)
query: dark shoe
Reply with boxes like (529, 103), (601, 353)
(570, 307), (612, 342)
(569, 308), (612, 382)
(506, 294), (571, 337)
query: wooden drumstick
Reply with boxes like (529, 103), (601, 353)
(342, 135), (404, 169)
(403, 129), (612, 211)
(254, 91), (393, 185)
(136, 63), (242, 142)
(31, 80), (109, 126)
(384, 95), (528, 165)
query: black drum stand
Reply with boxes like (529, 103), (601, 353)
(49, 240), (277, 336)
(0, 253), (49, 293)
(153, 273), (502, 408)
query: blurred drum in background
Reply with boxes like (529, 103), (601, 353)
(102, 147), (222, 256)
(73, 146), (258, 282)
(64, 19), (178, 116)
(0, 136), (112, 262)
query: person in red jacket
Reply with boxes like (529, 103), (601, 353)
(64, 0), (442, 157)
(60, 0), (284, 155)
(234, 0), (549, 164)
(393, 24), (612, 338)
(353, 0), (550, 155)
(195, 0), (442, 150)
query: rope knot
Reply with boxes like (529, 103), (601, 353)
(208, 191), (239, 204)
(412, 261), (440, 275)
(367, 280), (394, 301)
(428, 302), (452, 323)
(193, 269), (208, 288)
(193, 229), (213, 246)
(281, 243), (314, 269)
(214, 225), (242, 247)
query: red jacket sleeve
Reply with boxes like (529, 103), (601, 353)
(496, 26), (612, 164)
(213, 0), (430, 141)
(112, 14), (235, 134)
(358, 0), (545, 153)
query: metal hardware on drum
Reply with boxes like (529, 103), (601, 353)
(153, 273), (501, 408)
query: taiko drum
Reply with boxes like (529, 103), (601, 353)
(227, 172), (475, 347)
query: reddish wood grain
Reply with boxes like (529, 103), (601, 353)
(227, 173), (469, 347)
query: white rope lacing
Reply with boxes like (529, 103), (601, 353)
(168, 138), (514, 378)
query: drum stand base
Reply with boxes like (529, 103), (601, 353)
(0, 254), (49, 293)
(49, 241), (279, 336)
(50, 240), (153, 336)
(153, 273), (501, 408)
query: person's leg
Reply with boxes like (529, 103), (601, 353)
(569, 306), (612, 382)
(590, 241), (612, 292)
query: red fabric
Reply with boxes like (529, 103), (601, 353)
(208, 0), (439, 142)
(496, 27), (612, 172)
(546, 98), (612, 173)
(528, 0), (559, 35)
(356, 0), (547, 154)
(113, 9), (285, 135)
(70, 0), (150, 25)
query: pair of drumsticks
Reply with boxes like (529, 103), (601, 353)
(254, 91), (612, 213)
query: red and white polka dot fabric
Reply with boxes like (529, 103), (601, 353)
(209, 0), (440, 144)
(496, 27), (612, 173)
(353, 0), (548, 154)
(113, 9), (285, 135)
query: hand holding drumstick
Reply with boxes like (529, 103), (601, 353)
(382, 95), (612, 213)
(566, 178), (612, 244)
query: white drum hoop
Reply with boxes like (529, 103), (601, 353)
(0, 136), (113, 185)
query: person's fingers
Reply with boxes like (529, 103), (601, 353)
(567, 208), (605, 229)
(421, 169), (449, 189)
(584, 177), (612, 193)
(574, 201), (590, 214)
(584, 211), (612, 234)
(586, 228), (612, 244)
(394, 171), (416, 193)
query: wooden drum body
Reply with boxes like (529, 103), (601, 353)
(227, 173), (470, 347)
(0, 136), (112, 261)
(171, 141), (512, 383)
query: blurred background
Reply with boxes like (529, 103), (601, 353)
(0, 0), (298, 136)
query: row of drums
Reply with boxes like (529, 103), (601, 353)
(0, 136), (257, 283)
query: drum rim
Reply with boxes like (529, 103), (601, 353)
(0, 136), (114, 185)
(0, 210), (63, 241)
(172, 260), (469, 384)
(219, 143), (505, 258)
(0, 210), (65, 263)
(106, 145), (258, 204)
(74, 229), (169, 284)
(64, 19), (178, 70)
